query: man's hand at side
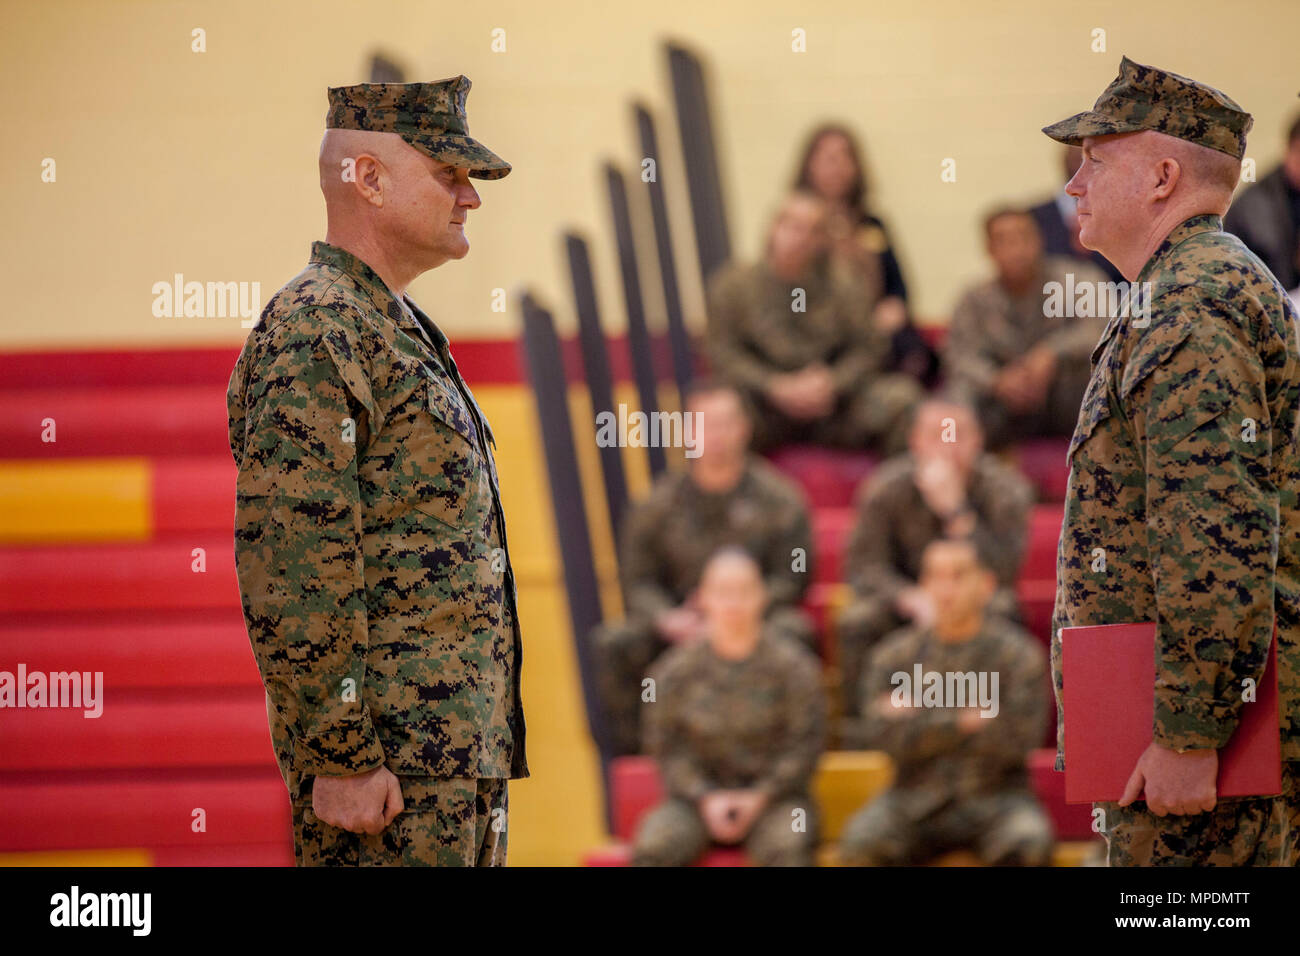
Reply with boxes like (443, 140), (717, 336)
(1118, 741), (1218, 816)
(312, 764), (405, 834)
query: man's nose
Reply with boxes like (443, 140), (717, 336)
(1065, 170), (1085, 198)
(460, 185), (482, 210)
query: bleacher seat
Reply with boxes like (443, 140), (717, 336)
(766, 446), (878, 509)
(1007, 436), (1071, 502)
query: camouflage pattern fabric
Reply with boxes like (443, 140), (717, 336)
(594, 458), (817, 754)
(632, 796), (816, 867)
(1042, 56), (1253, 159)
(326, 75), (511, 179)
(1051, 214), (1300, 864)
(944, 255), (1110, 446)
(643, 630), (826, 802)
(227, 242), (527, 822)
(705, 258), (921, 452)
(632, 629), (825, 865)
(845, 619), (1050, 817)
(1097, 764), (1296, 867)
(840, 790), (1052, 866)
(837, 453), (1034, 719)
(292, 776), (507, 867)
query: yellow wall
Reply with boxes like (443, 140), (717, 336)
(3, 0), (1297, 350)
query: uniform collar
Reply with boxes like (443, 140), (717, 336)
(309, 241), (452, 362)
(1136, 213), (1223, 285)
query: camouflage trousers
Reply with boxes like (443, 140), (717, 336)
(744, 372), (922, 455)
(973, 353), (1091, 450)
(291, 776), (508, 867)
(1097, 763), (1299, 866)
(839, 789), (1054, 866)
(594, 607), (816, 756)
(632, 795), (817, 866)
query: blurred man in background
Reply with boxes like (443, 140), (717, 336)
(943, 207), (1109, 449)
(1225, 113), (1300, 294)
(836, 398), (1033, 727)
(632, 547), (826, 866)
(706, 189), (921, 453)
(594, 381), (816, 756)
(839, 535), (1053, 866)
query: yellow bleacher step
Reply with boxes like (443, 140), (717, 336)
(0, 458), (150, 543)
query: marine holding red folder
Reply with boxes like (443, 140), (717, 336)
(1043, 57), (1300, 866)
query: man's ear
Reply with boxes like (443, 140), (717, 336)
(354, 154), (385, 207)
(1152, 157), (1181, 200)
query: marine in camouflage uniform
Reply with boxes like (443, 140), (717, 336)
(633, 626), (827, 866)
(705, 196), (921, 454)
(595, 455), (816, 755)
(1045, 57), (1300, 866)
(838, 409), (1035, 723)
(840, 539), (1053, 866)
(227, 77), (525, 867)
(945, 243), (1110, 449)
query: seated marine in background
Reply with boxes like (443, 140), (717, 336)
(593, 381), (816, 756)
(632, 547), (827, 867)
(705, 188), (921, 454)
(839, 534), (1053, 867)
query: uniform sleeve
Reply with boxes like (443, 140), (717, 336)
(762, 484), (814, 608)
(970, 638), (1049, 764)
(1037, 265), (1110, 361)
(943, 289), (1001, 401)
(970, 465), (1034, 588)
(826, 288), (885, 395)
(617, 490), (677, 621)
(644, 655), (712, 802)
(753, 652), (826, 800)
(705, 267), (777, 394)
(1129, 296), (1275, 751)
(232, 313), (387, 777)
(859, 643), (968, 761)
(845, 473), (912, 601)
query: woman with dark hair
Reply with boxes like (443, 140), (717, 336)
(795, 124), (939, 385)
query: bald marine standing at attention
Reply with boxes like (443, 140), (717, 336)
(226, 75), (526, 866)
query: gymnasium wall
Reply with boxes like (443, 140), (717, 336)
(3, 0), (1297, 350)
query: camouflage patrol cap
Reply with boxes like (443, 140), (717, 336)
(1042, 56), (1252, 159)
(326, 75), (511, 179)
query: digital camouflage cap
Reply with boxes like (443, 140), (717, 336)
(326, 75), (511, 179)
(1042, 55), (1252, 159)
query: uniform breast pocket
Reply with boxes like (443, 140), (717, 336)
(1067, 369), (1113, 465)
(389, 378), (492, 536)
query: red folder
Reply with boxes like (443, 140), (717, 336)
(1062, 621), (1280, 804)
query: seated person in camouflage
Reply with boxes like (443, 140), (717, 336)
(705, 188), (921, 453)
(632, 547), (826, 866)
(837, 398), (1033, 726)
(594, 381), (816, 755)
(839, 534), (1053, 866)
(943, 207), (1110, 449)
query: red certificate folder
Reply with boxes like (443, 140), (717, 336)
(1062, 621), (1280, 804)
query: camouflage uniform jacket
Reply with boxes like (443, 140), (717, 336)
(1052, 214), (1300, 770)
(227, 241), (527, 799)
(860, 620), (1048, 818)
(945, 255), (1109, 402)
(619, 457), (814, 620)
(644, 631), (826, 801)
(844, 452), (1034, 613)
(705, 258), (885, 397)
